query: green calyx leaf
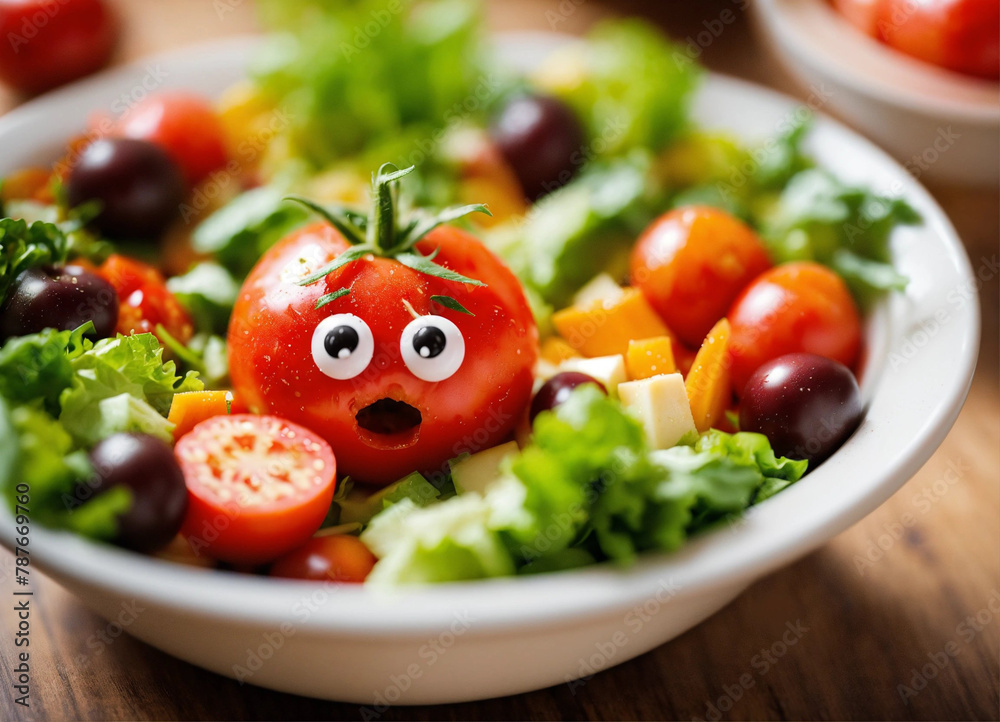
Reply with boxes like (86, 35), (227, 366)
(315, 287), (351, 309)
(289, 163), (491, 308)
(395, 249), (486, 287)
(430, 295), (474, 316)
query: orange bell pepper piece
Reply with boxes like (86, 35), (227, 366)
(552, 288), (673, 358)
(168, 390), (233, 441)
(685, 319), (732, 433)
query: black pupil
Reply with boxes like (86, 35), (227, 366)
(325, 325), (359, 359)
(413, 326), (446, 359)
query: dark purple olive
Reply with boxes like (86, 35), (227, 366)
(490, 93), (585, 201)
(739, 353), (863, 465)
(530, 371), (607, 423)
(82, 433), (188, 553)
(67, 138), (185, 240)
(0, 265), (118, 341)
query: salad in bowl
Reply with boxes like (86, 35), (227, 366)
(0, 0), (924, 591)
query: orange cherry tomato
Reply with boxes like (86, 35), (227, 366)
(728, 262), (862, 396)
(630, 206), (772, 348)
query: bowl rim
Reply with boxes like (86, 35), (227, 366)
(755, 0), (1000, 125)
(0, 34), (981, 636)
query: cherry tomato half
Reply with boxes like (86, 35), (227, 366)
(0, 0), (117, 94)
(175, 414), (337, 565)
(728, 262), (862, 396)
(114, 92), (230, 186)
(630, 206), (772, 349)
(269, 535), (377, 583)
(97, 254), (193, 344)
(229, 222), (538, 486)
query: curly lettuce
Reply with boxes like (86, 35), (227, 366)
(362, 386), (807, 584)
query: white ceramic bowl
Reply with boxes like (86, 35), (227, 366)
(0, 34), (980, 704)
(753, 0), (1000, 186)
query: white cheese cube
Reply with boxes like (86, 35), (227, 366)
(617, 373), (697, 449)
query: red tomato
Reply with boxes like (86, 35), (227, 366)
(630, 206), (773, 348)
(728, 262), (862, 396)
(113, 92), (229, 186)
(97, 254), (193, 344)
(0, 0), (116, 94)
(229, 222), (538, 486)
(175, 414), (337, 565)
(269, 535), (377, 583)
(877, 0), (999, 79)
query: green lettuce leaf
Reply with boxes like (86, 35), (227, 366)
(166, 262), (240, 335)
(192, 186), (308, 279)
(0, 217), (68, 306)
(759, 168), (920, 307)
(489, 153), (663, 306)
(361, 496), (516, 585)
(59, 333), (203, 445)
(0, 399), (129, 540)
(0, 324), (90, 414)
(252, 0), (489, 171)
(550, 19), (699, 158)
(361, 387), (810, 584)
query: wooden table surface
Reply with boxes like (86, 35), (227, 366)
(1, 1), (997, 720)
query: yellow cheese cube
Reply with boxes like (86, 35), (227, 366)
(559, 354), (628, 396)
(626, 336), (676, 380)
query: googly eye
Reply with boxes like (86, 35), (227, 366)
(400, 315), (465, 382)
(311, 314), (375, 380)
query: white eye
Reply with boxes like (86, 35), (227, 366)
(311, 314), (375, 380)
(400, 315), (465, 382)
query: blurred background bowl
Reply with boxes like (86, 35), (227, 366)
(753, 0), (999, 186)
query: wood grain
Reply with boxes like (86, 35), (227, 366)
(1, 1), (997, 720)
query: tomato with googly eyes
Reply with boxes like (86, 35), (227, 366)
(228, 166), (538, 486)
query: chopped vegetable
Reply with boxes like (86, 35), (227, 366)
(685, 318), (732, 433)
(552, 288), (672, 358)
(167, 390), (233, 441)
(626, 336), (676, 380)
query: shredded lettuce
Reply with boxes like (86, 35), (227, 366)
(362, 386), (806, 584)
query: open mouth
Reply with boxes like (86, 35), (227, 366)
(355, 398), (422, 449)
